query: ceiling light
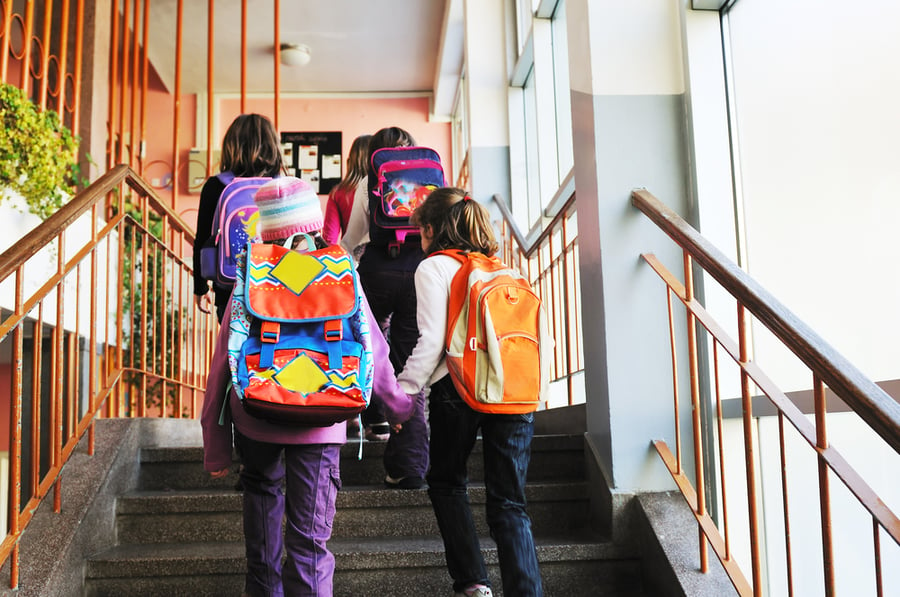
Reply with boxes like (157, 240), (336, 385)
(280, 43), (311, 67)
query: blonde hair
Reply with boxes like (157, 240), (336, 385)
(219, 114), (283, 177)
(411, 187), (498, 256)
(333, 134), (372, 195)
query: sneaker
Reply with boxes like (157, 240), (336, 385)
(364, 422), (390, 442)
(384, 474), (425, 490)
(453, 585), (493, 597)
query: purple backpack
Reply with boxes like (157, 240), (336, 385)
(199, 174), (271, 287)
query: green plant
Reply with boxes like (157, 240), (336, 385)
(0, 82), (81, 219)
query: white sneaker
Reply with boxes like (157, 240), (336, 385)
(453, 586), (493, 597)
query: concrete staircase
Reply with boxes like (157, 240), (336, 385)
(83, 432), (647, 596)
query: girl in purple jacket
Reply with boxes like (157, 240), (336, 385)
(201, 177), (414, 597)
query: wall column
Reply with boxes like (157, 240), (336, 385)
(567, 0), (692, 500)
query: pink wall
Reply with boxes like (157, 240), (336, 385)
(151, 95), (451, 227)
(140, 63), (198, 219)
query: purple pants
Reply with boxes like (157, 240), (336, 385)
(235, 432), (342, 597)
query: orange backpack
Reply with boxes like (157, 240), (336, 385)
(435, 249), (552, 414)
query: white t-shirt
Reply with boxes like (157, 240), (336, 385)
(339, 182), (370, 255)
(396, 253), (461, 394)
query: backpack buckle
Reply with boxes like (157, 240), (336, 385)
(324, 319), (344, 370)
(469, 337), (478, 352)
(324, 319), (343, 341)
(259, 321), (281, 369)
(261, 321), (280, 343)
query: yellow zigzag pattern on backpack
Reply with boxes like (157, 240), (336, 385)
(248, 252), (353, 293)
(251, 352), (359, 395)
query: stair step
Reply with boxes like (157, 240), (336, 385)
(116, 481), (591, 544)
(137, 433), (586, 490)
(85, 431), (649, 595)
(85, 536), (643, 597)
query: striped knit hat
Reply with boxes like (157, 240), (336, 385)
(253, 177), (323, 241)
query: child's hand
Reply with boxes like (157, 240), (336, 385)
(210, 468), (230, 479)
(391, 423), (402, 433)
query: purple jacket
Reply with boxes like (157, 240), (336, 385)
(201, 292), (413, 473)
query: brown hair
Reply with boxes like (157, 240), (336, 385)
(263, 232), (328, 251)
(367, 126), (416, 177)
(219, 113), (283, 177)
(333, 134), (372, 195)
(411, 187), (498, 256)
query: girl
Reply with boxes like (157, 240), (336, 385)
(342, 126), (430, 477)
(322, 133), (371, 249)
(397, 187), (543, 597)
(193, 113), (283, 322)
(201, 177), (413, 597)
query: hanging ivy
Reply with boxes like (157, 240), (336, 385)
(0, 83), (81, 219)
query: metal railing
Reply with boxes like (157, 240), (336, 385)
(0, 165), (217, 588)
(492, 179), (583, 405)
(633, 189), (900, 596)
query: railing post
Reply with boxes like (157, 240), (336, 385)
(684, 252), (708, 573)
(53, 230), (66, 509)
(9, 269), (24, 589)
(666, 289), (682, 474)
(737, 304), (763, 595)
(0, 0), (12, 82)
(813, 375), (835, 596)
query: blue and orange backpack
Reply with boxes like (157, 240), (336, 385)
(227, 236), (374, 425)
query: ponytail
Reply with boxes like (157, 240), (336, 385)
(412, 187), (498, 256)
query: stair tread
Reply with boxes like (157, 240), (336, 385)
(86, 533), (624, 575)
(138, 433), (586, 462)
(118, 480), (588, 513)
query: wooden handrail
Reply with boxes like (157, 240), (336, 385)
(0, 165), (195, 282)
(0, 164), (215, 589)
(491, 170), (576, 258)
(632, 188), (900, 454)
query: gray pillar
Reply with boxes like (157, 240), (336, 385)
(567, 0), (693, 494)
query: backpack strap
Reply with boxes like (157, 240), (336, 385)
(258, 320), (280, 369)
(323, 318), (344, 369)
(216, 171), (235, 186)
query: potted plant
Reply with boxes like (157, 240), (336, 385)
(0, 82), (81, 219)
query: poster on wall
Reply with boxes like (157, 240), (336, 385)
(280, 132), (342, 195)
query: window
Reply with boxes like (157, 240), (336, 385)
(509, 0), (572, 230)
(550, 0), (572, 179)
(450, 72), (469, 187)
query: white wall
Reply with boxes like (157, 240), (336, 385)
(0, 199), (115, 340)
(726, 0), (900, 388)
(692, 1), (900, 594)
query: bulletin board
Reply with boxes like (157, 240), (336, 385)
(280, 131), (343, 195)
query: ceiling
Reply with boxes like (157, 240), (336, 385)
(146, 0), (461, 115)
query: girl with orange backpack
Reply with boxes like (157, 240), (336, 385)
(397, 187), (545, 597)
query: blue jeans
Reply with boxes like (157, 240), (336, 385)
(426, 376), (543, 596)
(235, 432), (341, 597)
(359, 267), (429, 480)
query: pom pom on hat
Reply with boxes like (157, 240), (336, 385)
(253, 177), (323, 241)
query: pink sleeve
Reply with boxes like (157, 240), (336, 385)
(322, 194), (342, 245)
(200, 300), (235, 472)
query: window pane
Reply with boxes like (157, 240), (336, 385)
(551, 0), (573, 181)
(523, 67), (542, 226)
